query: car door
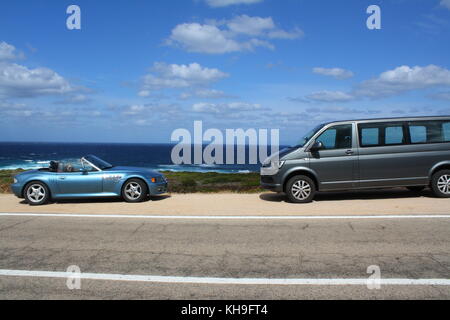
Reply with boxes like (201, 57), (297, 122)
(56, 171), (104, 195)
(309, 123), (358, 191)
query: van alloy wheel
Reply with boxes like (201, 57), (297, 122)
(286, 175), (316, 204)
(431, 170), (450, 198)
(291, 180), (312, 201)
(437, 175), (450, 195)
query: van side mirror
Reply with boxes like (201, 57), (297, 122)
(310, 141), (323, 151)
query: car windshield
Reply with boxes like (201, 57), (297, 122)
(83, 155), (113, 170)
(294, 124), (325, 148)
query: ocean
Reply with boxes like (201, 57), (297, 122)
(0, 142), (284, 173)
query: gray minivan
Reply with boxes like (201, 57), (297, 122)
(261, 116), (450, 203)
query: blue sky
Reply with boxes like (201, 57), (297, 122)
(0, 0), (449, 145)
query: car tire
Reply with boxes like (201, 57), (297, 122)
(24, 182), (50, 206)
(406, 186), (425, 192)
(285, 175), (316, 203)
(431, 170), (450, 198)
(122, 179), (148, 203)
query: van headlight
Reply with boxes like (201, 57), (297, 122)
(273, 161), (285, 169)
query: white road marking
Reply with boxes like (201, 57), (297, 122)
(0, 212), (450, 220)
(0, 269), (449, 286)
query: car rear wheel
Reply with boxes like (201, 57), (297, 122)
(431, 170), (450, 198)
(122, 179), (148, 203)
(406, 186), (425, 192)
(286, 175), (316, 203)
(24, 182), (50, 206)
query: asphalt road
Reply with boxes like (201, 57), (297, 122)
(0, 214), (449, 299)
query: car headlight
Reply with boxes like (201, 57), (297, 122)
(13, 178), (18, 184)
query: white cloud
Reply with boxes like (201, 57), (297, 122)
(297, 65), (450, 104)
(180, 89), (231, 100)
(0, 62), (75, 98)
(193, 102), (262, 114)
(440, 0), (450, 10)
(54, 94), (90, 105)
(139, 62), (229, 96)
(167, 15), (303, 54)
(168, 23), (242, 54)
(0, 42), (22, 61)
(226, 15), (275, 36)
(267, 27), (304, 39)
(355, 65), (450, 98)
(313, 67), (354, 80)
(205, 0), (263, 8)
(0, 41), (89, 100)
(305, 91), (355, 102)
(121, 103), (183, 124)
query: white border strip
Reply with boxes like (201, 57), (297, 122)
(0, 269), (449, 286)
(0, 212), (450, 220)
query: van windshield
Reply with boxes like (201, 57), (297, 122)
(294, 124), (325, 148)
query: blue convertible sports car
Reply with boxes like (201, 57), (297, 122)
(11, 155), (168, 206)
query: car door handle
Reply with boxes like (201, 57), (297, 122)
(58, 177), (66, 180)
(345, 150), (354, 155)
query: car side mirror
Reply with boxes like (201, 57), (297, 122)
(310, 141), (323, 151)
(80, 168), (89, 174)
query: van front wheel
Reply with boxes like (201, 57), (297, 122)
(431, 170), (450, 198)
(286, 175), (316, 203)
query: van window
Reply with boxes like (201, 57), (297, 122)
(361, 128), (379, 146)
(408, 121), (450, 144)
(316, 124), (352, 150)
(385, 126), (404, 145)
(409, 125), (427, 143)
(359, 122), (406, 147)
(444, 122), (450, 141)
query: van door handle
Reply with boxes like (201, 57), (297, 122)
(345, 150), (354, 155)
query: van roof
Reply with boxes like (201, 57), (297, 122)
(323, 115), (450, 126)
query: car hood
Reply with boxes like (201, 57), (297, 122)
(104, 166), (163, 176)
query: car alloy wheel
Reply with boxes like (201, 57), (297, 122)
(24, 182), (49, 206)
(125, 182), (142, 200)
(122, 179), (148, 203)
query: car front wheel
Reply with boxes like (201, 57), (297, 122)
(24, 182), (50, 206)
(122, 179), (148, 203)
(286, 175), (316, 203)
(431, 170), (450, 198)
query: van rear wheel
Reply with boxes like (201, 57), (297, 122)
(286, 175), (316, 203)
(431, 170), (450, 198)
